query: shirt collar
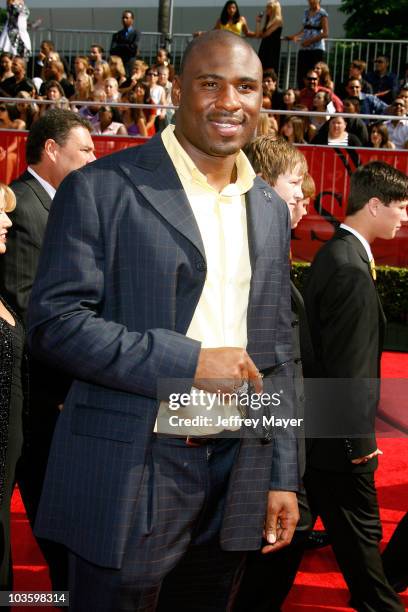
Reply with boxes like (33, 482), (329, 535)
(161, 124), (255, 196)
(340, 223), (373, 261)
(27, 166), (56, 200)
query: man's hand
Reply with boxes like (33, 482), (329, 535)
(351, 448), (383, 465)
(193, 347), (263, 395)
(262, 491), (299, 554)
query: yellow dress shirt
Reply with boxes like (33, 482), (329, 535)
(156, 125), (255, 435)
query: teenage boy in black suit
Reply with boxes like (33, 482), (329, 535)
(304, 161), (408, 611)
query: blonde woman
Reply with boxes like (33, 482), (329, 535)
(93, 60), (110, 96)
(108, 56), (127, 87)
(0, 183), (26, 590)
(256, 1), (283, 74)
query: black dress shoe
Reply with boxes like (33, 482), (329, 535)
(305, 529), (330, 549)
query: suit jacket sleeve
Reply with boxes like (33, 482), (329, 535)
(269, 208), (299, 492)
(27, 169), (201, 399)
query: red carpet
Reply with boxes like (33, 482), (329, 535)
(10, 352), (408, 611)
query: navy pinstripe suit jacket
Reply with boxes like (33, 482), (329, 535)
(28, 134), (298, 569)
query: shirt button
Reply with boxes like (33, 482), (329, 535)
(196, 260), (207, 272)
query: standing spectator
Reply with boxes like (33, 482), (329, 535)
(0, 110), (95, 593)
(214, 1), (252, 37)
(304, 161), (408, 612)
(0, 182), (26, 592)
(88, 44), (106, 69)
(369, 122), (395, 150)
(286, 0), (328, 89)
(299, 69), (343, 111)
(366, 56), (398, 105)
(0, 0), (31, 59)
(110, 10), (140, 75)
(255, 1), (283, 75)
(385, 98), (408, 149)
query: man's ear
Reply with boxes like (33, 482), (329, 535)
(171, 76), (181, 106)
(367, 196), (381, 217)
(43, 138), (58, 163)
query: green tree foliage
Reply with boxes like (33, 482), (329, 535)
(340, 0), (408, 40)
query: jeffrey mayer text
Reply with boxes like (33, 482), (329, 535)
(168, 415), (303, 429)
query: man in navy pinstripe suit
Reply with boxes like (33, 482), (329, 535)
(28, 31), (299, 611)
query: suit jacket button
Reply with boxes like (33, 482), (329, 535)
(196, 261), (207, 272)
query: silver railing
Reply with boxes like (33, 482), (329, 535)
(27, 29), (407, 89)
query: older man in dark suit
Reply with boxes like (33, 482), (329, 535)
(304, 161), (408, 612)
(28, 31), (299, 611)
(0, 109), (95, 591)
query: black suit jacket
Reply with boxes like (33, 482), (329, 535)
(110, 28), (140, 64)
(0, 170), (70, 418)
(304, 228), (386, 473)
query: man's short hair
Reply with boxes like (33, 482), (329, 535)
(90, 44), (104, 54)
(244, 136), (307, 186)
(26, 109), (92, 165)
(122, 10), (134, 19)
(347, 161), (408, 215)
(350, 59), (366, 72)
(179, 30), (255, 76)
(263, 69), (277, 82)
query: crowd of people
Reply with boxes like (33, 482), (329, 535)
(0, 5), (407, 612)
(0, 1), (406, 148)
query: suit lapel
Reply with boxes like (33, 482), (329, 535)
(20, 170), (52, 212)
(118, 136), (205, 261)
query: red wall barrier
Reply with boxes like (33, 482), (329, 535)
(0, 132), (406, 267)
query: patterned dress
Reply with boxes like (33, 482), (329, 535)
(0, 1), (31, 58)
